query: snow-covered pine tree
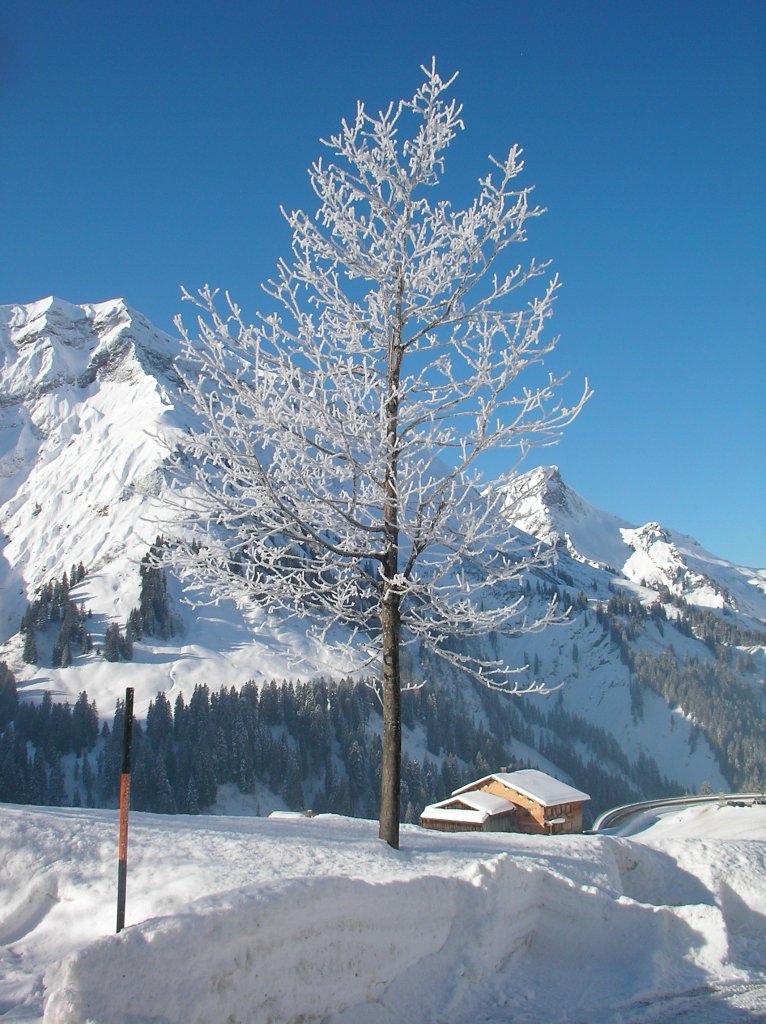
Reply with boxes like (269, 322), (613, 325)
(103, 623), (121, 663)
(0, 662), (18, 729)
(22, 628), (38, 665)
(138, 540), (175, 639)
(169, 62), (589, 848)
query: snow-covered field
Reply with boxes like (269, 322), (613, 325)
(1, 802), (764, 1023)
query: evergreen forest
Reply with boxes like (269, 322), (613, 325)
(4, 555), (764, 824)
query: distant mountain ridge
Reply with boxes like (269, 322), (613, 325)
(1, 296), (764, 808)
(505, 465), (766, 625)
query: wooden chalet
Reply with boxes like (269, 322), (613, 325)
(421, 769), (590, 836)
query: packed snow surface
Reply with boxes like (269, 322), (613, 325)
(1, 801), (764, 1023)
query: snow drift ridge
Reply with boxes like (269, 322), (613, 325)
(42, 841), (757, 1024)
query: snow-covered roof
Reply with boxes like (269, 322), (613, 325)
(453, 769), (590, 808)
(449, 791), (516, 816)
(421, 791), (517, 825)
(420, 806), (488, 826)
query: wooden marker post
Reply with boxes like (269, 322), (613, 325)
(116, 686), (134, 933)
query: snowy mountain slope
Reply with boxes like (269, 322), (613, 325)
(504, 612), (728, 794)
(0, 297), (764, 803)
(0, 297), (356, 706)
(505, 464), (637, 572)
(0, 297), (182, 640)
(505, 465), (766, 625)
(620, 520), (766, 623)
(1, 802), (765, 1023)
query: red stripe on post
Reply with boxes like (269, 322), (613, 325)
(118, 773), (131, 861)
(116, 687), (134, 933)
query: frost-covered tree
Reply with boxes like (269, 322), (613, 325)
(169, 62), (590, 848)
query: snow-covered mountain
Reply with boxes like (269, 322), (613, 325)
(0, 296), (181, 636)
(506, 465), (766, 624)
(0, 297), (352, 711)
(1, 297), (764, 804)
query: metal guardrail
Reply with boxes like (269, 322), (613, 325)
(590, 792), (765, 832)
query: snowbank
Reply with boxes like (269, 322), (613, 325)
(1, 803), (764, 1023)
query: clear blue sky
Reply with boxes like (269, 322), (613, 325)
(2, 1), (764, 567)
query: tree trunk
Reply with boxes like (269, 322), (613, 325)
(378, 264), (405, 849)
(379, 593), (401, 848)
